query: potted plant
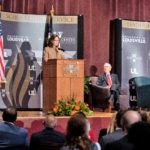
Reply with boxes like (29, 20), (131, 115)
(50, 97), (93, 116)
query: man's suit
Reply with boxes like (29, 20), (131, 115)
(30, 127), (66, 150)
(97, 73), (120, 109)
(100, 129), (125, 150)
(0, 121), (28, 148)
(104, 135), (134, 150)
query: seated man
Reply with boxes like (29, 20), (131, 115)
(30, 114), (66, 150)
(97, 63), (120, 110)
(0, 106), (29, 149)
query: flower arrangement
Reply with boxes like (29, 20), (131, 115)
(50, 98), (93, 116)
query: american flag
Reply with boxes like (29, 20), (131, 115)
(0, 20), (5, 81)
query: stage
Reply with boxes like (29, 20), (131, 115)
(0, 111), (113, 142)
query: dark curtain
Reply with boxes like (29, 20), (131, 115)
(1, 0), (150, 75)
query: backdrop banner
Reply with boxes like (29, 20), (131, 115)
(112, 19), (150, 90)
(0, 11), (47, 109)
(48, 15), (83, 59)
(0, 12), (82, 109)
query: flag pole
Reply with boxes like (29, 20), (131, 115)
(48, 5), (55, 37)
(50, 5), (54, 17)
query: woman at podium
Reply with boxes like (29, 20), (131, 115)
(43, 34), (65, 62)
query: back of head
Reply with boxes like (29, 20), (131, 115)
(121, 110), (141, 132)
(72, 112), (87, 119)
(66, 114), (90, 149)
(128, 121), (150, 149)
(139, 110), (148, 122)
(73, 112), (91, 133)
(116, 109), (127, 128)
(2, 106), (17, 123)
(107, 110), (125, 134)
(43, 114), (57, 128)
(67, 115), (87, 138)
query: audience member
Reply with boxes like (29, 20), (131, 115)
(106, 112), (117, 134)
(98, 128), (107, 143)
(100, 110), (126, 150)
(60, 113), (100, 150)
(73, 112), (96, 141)
(105, 110), (141, 150)
(0, 106), (28, 149)
(139, 110), (148, 122)
(146, 111), (150, 124)
(29, 114), (65, 150)
(98, 112), (117, 145)
(97, 63), (120, 110)
(128, 121), (150, 150)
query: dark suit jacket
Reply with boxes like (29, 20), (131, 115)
(100, 129), (125, 150)
(97, 73), (120, 100)
(105, 135), (134, 150)
(0, 121), (28, 148)
(29, 127), (66, 150)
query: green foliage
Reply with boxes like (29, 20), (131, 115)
(84, 76), (90, 94)
(50, 97), (93, 116)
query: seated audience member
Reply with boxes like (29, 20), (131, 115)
(0, 106), (28, 149)
(128, 121), (150, 150)
(98, 113), (117, 145)
(98, 128), (107, 143)
(97, 63), (120, 110)
(106, 112), (117, 134)
(29, 114), (65, 150)
(139, 110), (148, 122)
(74, 112), (96, 141)
(60, 113), (100, 150)
(146, 111), (150, 124)
(105, 110), (141, 150)
(100, 110), (126, 150)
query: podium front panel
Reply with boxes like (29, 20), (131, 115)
(43, 59), (84, 112)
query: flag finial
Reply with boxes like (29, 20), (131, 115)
(50, 5), (54, 17)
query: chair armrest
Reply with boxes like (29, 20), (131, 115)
(89, 84), (111, 99)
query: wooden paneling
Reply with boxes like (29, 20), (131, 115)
(43, 59), (84, 112)
(56, 77), (71, 100)
(70, 78), (84, 101)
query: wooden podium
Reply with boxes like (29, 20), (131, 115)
(43, 59), (84, 112)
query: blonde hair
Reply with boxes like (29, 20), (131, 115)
(107, 112), (117, 134)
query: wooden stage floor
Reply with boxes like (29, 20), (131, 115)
(0, 111), (114, 141)
(16, 111), (114, 118)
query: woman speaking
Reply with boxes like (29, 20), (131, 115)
(43, 34), (65, 62)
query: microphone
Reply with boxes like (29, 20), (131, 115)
(58, 48), (65, 52)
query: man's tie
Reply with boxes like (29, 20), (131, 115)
(106, 74), (112, 87)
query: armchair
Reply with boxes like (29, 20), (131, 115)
(88, 76), (129, 111)
(88, 77), (111, 112)
(129, 76), (150, 108)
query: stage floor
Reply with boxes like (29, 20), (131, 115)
(0, 111), (114, 142)
(16, 111), (113, 118)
